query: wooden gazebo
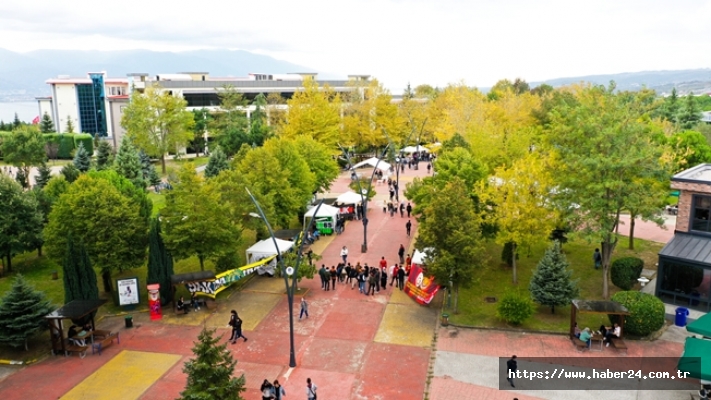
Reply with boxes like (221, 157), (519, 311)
(45, 299), (107, 355)
(569, 299), (630, 339)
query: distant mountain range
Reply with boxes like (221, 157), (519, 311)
(0, 48), (710, 101)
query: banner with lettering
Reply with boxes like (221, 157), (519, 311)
(185, 255), (277, 298)
(403, 263), (440, 305)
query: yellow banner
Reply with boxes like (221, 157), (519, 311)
(185, 255), (277, 298)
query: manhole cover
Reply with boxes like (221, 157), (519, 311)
(485, 297), (497, 303)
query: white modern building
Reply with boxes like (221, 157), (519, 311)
(37, 71), (369, 146)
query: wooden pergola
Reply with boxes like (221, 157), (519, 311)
(45, 299), (107, 355)
(569, 299), (630, 339)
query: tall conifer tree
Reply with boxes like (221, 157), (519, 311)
(147, 218), (174, 305)
(529, 241), (579, 314)
(0, 275), (55, 350)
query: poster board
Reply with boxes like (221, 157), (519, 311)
(117, 277), (140, 306)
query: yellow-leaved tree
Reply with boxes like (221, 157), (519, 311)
(277, 78), (341, 149)
(341, 79), (404, 150)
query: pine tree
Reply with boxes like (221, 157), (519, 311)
(40, 112), (55, 133)
(65, 116), (75, 133)
(529, 241), (579, 314)
(73, 142), (91, 172)
(204, 146), (229, 178)
(62, 236), (99, 303)
(148, 168), (162, 188)
(15, 168), (28, 189)
(138, 150), (160, 186)
(179, 327), (246, 400)
(60, 163), (80, 183)
(677, 94), (702, 130)
(13, 113), (21, 129)
(0, 274), (55, 350)
(95, 140), (113, 170)
(114, 136), (145, 189)
(35, 163), (53, 188)
(147, 218), (174, 305)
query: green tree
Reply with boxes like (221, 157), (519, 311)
(212, 85), (249, 157)
(40, 113), (54, 133)
(62, 236), (99, 303)
(146, 218), (174, 305)
(248, 93), (272, 146)
(0, 275), (55, 351)
(35, 163), (52, 188)
(277, 78), (342, 149)
(114, 136), (145, 189)
(65, 116), (75, 133)
(0, 175), (43, 273)
(292, 136), (339, 193)
(15, 168), (28, 189)
(60, 163), (80, 183)
(415, 178), (485, 313)
(179, 327), (246, 400)
(44, 176), (70, 203)
(545, 83), (668, 298)
(44, 173), (149, 292)
(13, 113), (21, 129)
(121, 85), (195, 174)
(669, 130), (711, 169)
(1, 126), (46, 179)
(138, 150), (160, 186)
(95, 140), (114, 171)
(190, 108), (211, 156)
(677, 94), (701, 130)
(162, 164), (241, 271)
(72, 142), (91, 172)
(204, 146), (230, 178)
(529, 241), (579, 314)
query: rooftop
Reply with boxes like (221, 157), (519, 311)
(672, 163), (711, 184)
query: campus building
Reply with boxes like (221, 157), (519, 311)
(656, 163), (711, 311)
(37, 71), (369, 146)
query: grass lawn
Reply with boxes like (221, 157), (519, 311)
(449, 236), (664, 333)
(161, 156), (209, 178)
(147, 192), (166, 217)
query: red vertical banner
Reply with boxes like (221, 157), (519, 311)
(147, 284), (162, 320)
(404, 263), (440, 305)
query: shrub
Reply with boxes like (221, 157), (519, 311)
(58, 134), (76, 159)
(610, 291), (665, 337)
(43, 133), (61, 160)
(611, 257), (644, 290)
(497, 291), (535, 325)
(74, 133), (94, 156)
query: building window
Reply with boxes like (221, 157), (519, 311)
(691, 195), (711, 233)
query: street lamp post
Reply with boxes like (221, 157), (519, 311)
(246, 188), (323, 368)
(340, 145), (389, 253)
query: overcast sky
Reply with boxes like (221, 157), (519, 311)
(1, 0), (710, 92)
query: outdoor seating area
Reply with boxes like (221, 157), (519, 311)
(569, 299), (629, 354)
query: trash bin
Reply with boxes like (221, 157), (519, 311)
(125, 315), (133, 328)
(441, 313), (449, 326)
(675, 307), (689, 327)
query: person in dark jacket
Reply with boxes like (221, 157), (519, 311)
(397, 266), (406, 290)
(507, 355), (517, 387)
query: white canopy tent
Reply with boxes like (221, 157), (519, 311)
(246, 238), (295, 275)
(335, 191), (363, 205)
(303, 204), (340, 235)
(304, 204), (340, 219)
(411, 248), (434, 266)
(401, 145), (430, 154)
(351, 157), (391, 172)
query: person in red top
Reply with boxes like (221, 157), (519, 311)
(405, 264), (411, 276)
(379, 256), (387, 269)
(405, 254), (412, 268)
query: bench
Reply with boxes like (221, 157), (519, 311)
(572, 339), (588, 352)
(609, 338), (628, 354)
(65, 343), (88, 358)
(91, 332), (120, 355)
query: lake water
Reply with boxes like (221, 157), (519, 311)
(0, 102), (39, 124)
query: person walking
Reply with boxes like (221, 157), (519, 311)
(319, 264), (328, 290)
(397, 265), (406, 290)
(272, 380), (286, 400)
(593, 248), (602, 270)
(340, 246), (348, 264)
(507, 355), (517, 387)
(306, 378), (317, 400)
(228, 310), (248, 344)
(406, 202), (412, 218)
(261, 379), (275, 400)
(299, 297), (309, 320)
(406, 219), (412, 236)
(398, 244), (406, 264)
(330, 266), (338, 290)
(399, 201), (405, 217)
(390, 263), (399, 287)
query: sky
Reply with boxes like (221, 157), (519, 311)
(1, 0), (711, 92)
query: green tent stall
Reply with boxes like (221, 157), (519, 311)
(687, 313), (711, 338)
(677, 337), (711, 381)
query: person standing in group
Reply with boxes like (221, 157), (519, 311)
(379, 256), (387, 271)
(397, 265), (406, 290)
(390, 263), (399, 287)
(406, 219), (412, 236)
(406, 202), (412, 218)
(380, 264), (388, 290)
(260, 379), (274, 400)
(383, 199), (387, 213)
(593, 248), (602, 270)
(398, 244), (405, 264)
(299, 297), (309, 320)
(330, 266), (338, 290)
(358, 268), (367, 293)
(405, 254), (412, 269)
(341, 246), (348, 264)
(228, 310), (248, 344)
(368, 269), (377, 295)
(319, 264), (328, 290)
(306, 378), (317, 400)
(272, 380), (285, 400)
(399, 201), (405, 217)
(507, 355), (517, 388)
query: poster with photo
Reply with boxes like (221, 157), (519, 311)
(117, 277), (140, 306)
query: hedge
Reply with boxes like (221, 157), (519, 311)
(611, 257), (644, 290)
(74, 134), (93, 155)
(609, 291), (665, 337)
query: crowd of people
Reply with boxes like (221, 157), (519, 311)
(317, 248), (413, 294)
